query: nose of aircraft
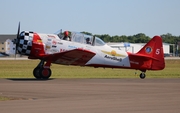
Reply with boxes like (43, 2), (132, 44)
(12, 22), (33, 55)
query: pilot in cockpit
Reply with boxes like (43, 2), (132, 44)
(63, 31), (71, 41)
(86, 38), (91, 44)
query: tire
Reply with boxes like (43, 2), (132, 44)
(140, 73), (146, 79)
(33, 67), (42, 79)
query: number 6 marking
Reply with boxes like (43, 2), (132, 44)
(156, 49), (160, 55)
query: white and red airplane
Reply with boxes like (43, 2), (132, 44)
(13, 23), (165, 79)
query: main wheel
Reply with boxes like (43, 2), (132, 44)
(140, 73), (146, 79)
(39, 68), (52, 79)
(33, 67), (41, 79)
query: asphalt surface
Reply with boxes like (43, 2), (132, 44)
(0, 78), (180, 113)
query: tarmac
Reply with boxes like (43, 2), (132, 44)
(0, 78), (180, 113)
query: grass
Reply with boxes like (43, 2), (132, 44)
(0, 59), (180, 78)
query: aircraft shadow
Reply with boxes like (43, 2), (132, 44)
(6, 78), (55, 81)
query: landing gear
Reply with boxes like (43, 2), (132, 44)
(33, 60), (52, 79)
(139, 70), (146, 79)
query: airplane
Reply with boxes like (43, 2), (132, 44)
(12, 23), (165, 79)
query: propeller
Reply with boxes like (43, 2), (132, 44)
(12, 22), (20, 58)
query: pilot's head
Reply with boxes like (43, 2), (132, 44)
(64, 31), (68, 36)
(86, 38), (90, 41)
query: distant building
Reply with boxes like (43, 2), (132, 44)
(5, 39), (16, 54)
(107, 42), (170, 54)
(0, 34), (16, 56)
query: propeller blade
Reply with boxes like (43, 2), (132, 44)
(17, 22), (20, 39)
(15, 22), (20, 58)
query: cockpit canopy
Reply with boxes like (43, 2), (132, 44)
(56, 31), (105, 46)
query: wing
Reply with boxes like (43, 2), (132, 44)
(40, 48), (96, 66)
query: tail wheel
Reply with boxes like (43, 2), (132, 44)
(39, 68), (52, 79)
(33, 67), (41, 79)
(140, 73), (146, 79)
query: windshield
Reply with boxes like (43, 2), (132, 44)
(94, 37), (105, 46)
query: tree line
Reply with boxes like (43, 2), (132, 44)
(82, 32), (180, 44)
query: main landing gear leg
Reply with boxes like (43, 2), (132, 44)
(139, 70), (146, 79)
(33, 60), (52, 79)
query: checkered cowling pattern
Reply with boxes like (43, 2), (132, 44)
(17, 31), (33, 55)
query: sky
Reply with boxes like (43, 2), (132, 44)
(0, 0), (180, 37)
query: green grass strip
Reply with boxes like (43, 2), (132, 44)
(0, 59), (180, 78)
